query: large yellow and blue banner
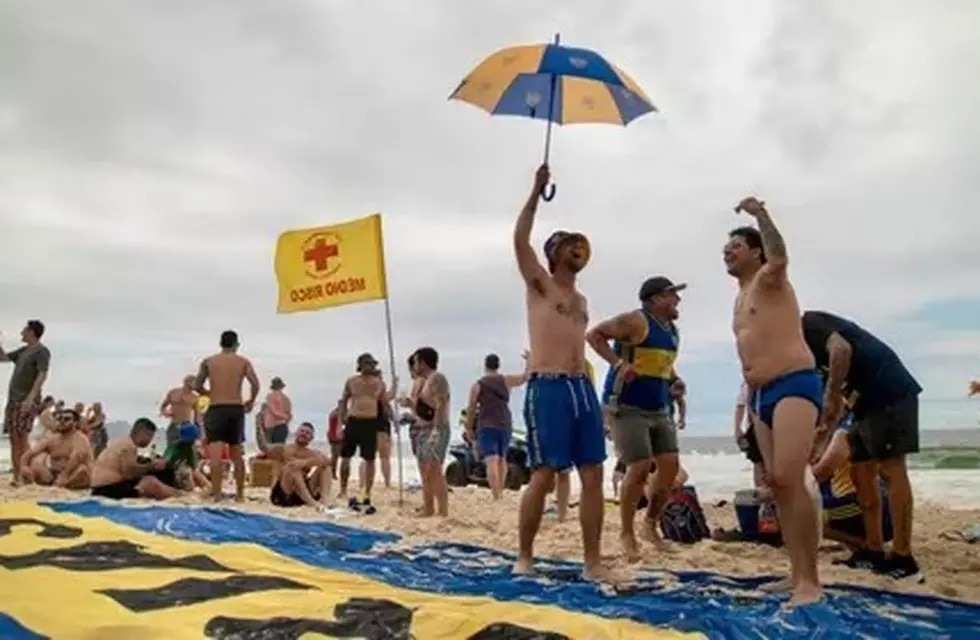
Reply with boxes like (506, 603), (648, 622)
(1, 500), (977, 639)
(274, 213), (388, 314)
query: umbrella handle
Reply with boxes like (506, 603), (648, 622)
(540, 182), (556, 202)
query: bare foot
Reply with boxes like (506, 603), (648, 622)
(639, 519), (672, 551)
(786, 583), (823, 609)
(582, 563), (630, 586)
(234, 493), (245, 503)
(620, 534), (642, 563)
(512, 557), (535, 576)
(760, 576), (794, 593)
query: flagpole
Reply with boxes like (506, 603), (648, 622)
(382, 296), (403, 508)
(376, 214), (404, 508)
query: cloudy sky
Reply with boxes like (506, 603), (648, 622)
(2, 0), (978, 436)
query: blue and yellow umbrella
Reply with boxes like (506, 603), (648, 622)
(450, 34), (656, 200)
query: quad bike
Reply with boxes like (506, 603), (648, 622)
(444, 432), (531, 491)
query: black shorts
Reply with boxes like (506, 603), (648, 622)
(270, 476), (318, 508)
(341, 416), (379, 461)
(849, 395), (919, 463)
(739, 426), (764, 465)
(92, 478), (141, 500)
(205, 404), (246, 446)
(826, 514), (865, 540)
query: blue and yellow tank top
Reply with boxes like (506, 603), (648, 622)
(602, 311), (678, 411)
(819, 414), (861, 521)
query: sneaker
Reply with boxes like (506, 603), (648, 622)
(877, 553), (925, 582)
(347, 497), (361, 512)
(362, 499), (377, 515)
(834, 548), (887, 571)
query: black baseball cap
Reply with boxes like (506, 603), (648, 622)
(639, 276), (687, 300)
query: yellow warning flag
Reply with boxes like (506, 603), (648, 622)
(274, 213), (387, 314)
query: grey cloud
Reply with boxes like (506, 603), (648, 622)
(1, 0), (979, 427)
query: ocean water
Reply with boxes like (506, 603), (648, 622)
(3, 429), (978, 509)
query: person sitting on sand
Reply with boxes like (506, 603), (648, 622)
(162, 422), (211, 492)
(811, 414), (894, 550)
(257, 420), (331, 511)
(91, 418), (180, 500)
(20, 408), (93, 488)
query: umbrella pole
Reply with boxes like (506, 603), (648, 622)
(540, 32), (560, 201)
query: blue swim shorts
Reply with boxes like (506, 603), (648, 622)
(751, 369), (823, 428)
(477, 426), (511, 458)
(523, 373), (606, 472)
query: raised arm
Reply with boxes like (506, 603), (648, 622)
(735, 197), (787, 284)
(514, 165), (552, 293)
(586, 311), (645, 367)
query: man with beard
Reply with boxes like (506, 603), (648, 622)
(724, 197), (823, 606)
(1, 320), (51, 485)
(511, 164), (610, 581)
(20, 407), (93, 488)
(802, 310), (923, 580)
(337, 352), (389, 513)
(257, 421), (330, 510)
(587, 276), (685, 561)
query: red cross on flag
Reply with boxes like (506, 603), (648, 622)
(273, 213), (388, 313)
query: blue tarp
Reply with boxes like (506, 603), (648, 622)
(44, 501), (980, 639)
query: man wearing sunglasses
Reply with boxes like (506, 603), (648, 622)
(20, 408), (92, 489)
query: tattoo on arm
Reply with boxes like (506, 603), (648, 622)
(194, 361), (209, 394)
(755, 210), (787, 262)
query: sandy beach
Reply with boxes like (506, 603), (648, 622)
(3, 478), (977, 604)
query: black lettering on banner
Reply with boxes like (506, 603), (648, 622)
(468, 623), (570, 639)
(204, 598), (574, 640)
(0, 518), (82, 539)
(204, 597), (413, 639)
(102, 575), (313, 612)
(0, 540), (231, 573)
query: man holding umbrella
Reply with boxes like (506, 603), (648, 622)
(512, 164), (612, 582)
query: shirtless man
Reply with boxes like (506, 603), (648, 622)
(337, 353), (388, 513)
(160, 375), (200, 447)
(257, 421), (331, 511)
(91, 418), (180, 500)
(512, 164), (610, 581)
(726, 196), (822, 606)
(194, 330), (259, 502)
(20, 408), (93, 488)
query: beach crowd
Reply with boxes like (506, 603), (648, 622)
(4, 169), (971, 608)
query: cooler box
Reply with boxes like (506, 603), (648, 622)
(250, 457), (276, 488)
(733, 489), (760, 539)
